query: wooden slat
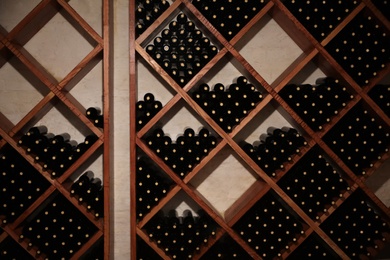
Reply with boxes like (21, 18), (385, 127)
(57, 0), (104, 46)
(58, 44), (103, 91)
(101, 2), (111, 258)
(271, 0), (320, 53)
(129, 0), (138, 258)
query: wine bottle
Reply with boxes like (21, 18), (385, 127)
(86, 107), (101, 119)
(27, 126), (48, 136)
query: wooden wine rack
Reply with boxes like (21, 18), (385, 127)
(0, 0), (111, 259)
(131, 0), (390, 259)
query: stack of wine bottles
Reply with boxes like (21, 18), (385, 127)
(200, 234), (252, 259)
(323, 102), (389, 176)
(283, 0), (359, 41)
(192, 0), (268, 40)
(368, 84), (389, 117)
(135, 0), (170, 36)
(279, 77), (354, 131)
(192, 76), (263, 133)
(70, 171), (104, 219)
(144, 209), (217, 259)
(20, 192), (98, 259)
(326, 10), (389, 87)
(321, 189), (390, 259)
(145, 12), (218, 86)
(17, 126), (98, 178)
(241, 126), (307, 178)
(287, 233), (341, 259)
(233, 191), (305, 259)
(0, 236), (35, 259)
(86, 107), (104, 128)
(136, 93), (163, 131)
(136, 156), (173, 220)
(145, 127), (217, 179)
(0, 145), (50, 224)
(278, 146), (351, 221)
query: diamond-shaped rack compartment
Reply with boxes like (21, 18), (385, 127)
(232, 190), (308, 259)
(140, 99), (220, 181)
(140, 10), (220, 88)
(277, 145), (353, 222)
(233, 100), (310, 181)
(140, 191), (221, 259)
(277, 57), (357, 133)
(235, 12), (304, 86)
(23, 10), (95, 81)
(188, 53), (266, 134)
(189, 146), (260, 218)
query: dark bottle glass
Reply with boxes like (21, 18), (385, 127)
(51, 133), (71, 146)
(18, 134), (35, 149)
(176, 13), (188, 25)
(27, 125), (48, 136)
(85, 178), (102, 210)
(86, 107), (101, 119)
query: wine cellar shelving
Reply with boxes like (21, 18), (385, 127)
(130, 0), (390, 259)
(0, 0), (111, 259)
